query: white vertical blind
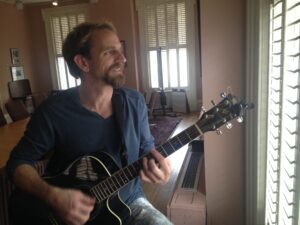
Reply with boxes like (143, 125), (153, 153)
(265, 0), (300, 224)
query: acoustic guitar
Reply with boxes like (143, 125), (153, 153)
(11, 92), (253, 225)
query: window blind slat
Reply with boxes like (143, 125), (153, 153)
(266, 0), (300, 224)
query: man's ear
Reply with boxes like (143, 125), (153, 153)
(74, 55), (89, 73)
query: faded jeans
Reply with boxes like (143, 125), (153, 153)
(126, 197), (174, 225)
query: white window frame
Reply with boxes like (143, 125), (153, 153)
(246, 0), (300, 224)
(42, 4), (88, 90)
(246, 0), (270, 224)
(135, 0), (200, 111)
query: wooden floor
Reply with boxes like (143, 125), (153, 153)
(142, 112), (199, 215)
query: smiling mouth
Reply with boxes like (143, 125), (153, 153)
(110, 64), (125, 72)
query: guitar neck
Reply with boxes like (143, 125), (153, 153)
(90, 123), (202, 202)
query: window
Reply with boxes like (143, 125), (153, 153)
(139, 1), (187, 89)
(43, 4), (88, 90)
(265, 0), (300, 224)
(136, 0), (199, 110)
(246, 0), (300, 224)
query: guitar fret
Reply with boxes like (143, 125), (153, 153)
(177, 133), (188, 145)
(185, 129), (192, 140)
(128, 165), (138, 177)
(159, 145), (168, 157)
(92, 187), (103, 201)
(125, 167), (133, 179)
(98, 186), (106, 200)
(193, 124), (203, 135)
(118, 171), (127, 185)
(104, 179), (114, 194)
(93, 185), (105, 201)
(108, 177), (117, 191)
(170, 137), (183, 150)
(176, 136), (183, 145)
(120, 171), (129, 183)
(129, 165), (137, 174)
(115, 172), (125, 186)
(100, 182), (110, 197)
(133, 161), (142, 172)
(164, 141), (175, 155)
(111, 175), (121, 189)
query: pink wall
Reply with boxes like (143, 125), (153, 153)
(25, 5), (53, 94)
(201, 0), (246, 224)
(0, 3), (35, 112)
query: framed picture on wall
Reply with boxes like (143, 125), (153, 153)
(10, 66), (25, 81)
(10, 48), (20, 65)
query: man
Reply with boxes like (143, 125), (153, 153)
(6, 21), (173, 225)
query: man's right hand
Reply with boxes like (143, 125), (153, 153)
(47, 186), (96, 225)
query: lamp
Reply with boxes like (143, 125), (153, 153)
(15, 0), (23, 10)
(52, 0), (58, 6)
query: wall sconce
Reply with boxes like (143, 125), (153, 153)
(52, 0), (58, 6)
(15, 0), (24, 10)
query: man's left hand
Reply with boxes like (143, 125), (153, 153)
(140, 149), (171, 184)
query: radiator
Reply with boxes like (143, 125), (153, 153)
(167, 140), (206, 225)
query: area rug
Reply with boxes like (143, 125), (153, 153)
(149, 116), (182, 146)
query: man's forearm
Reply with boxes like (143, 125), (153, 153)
(13, 164), (54, 204)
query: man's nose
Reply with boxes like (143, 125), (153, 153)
(116, 51), (127, 64)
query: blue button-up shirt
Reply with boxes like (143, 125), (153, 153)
(6, 86), (155, 204)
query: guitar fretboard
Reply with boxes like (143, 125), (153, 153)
(90, 124), (202, 202)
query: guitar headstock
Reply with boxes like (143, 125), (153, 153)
(197, 92), (254, 134)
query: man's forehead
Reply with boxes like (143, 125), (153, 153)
(91, 29), (121, 47)
(92, 29), (118, 40)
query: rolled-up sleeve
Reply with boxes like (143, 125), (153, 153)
(5, 107), (55, 179)
(138, 95), (155, 155)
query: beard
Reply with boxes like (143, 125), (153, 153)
(104, 63), (126, 88)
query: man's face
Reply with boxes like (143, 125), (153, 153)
(86, 29), (126, 88)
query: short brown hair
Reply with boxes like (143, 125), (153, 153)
(62, 21), (117, 78)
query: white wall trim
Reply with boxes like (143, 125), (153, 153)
(245, 0), (269, 224)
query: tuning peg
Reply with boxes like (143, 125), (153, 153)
(220, 92), (227, 98)
(216, 129), (223, 135)
(198, 106), (206, 119)
(237, 116), (243, 123)
(226, 122), (233, 129)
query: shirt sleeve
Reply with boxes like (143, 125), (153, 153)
(5, 106), (55, 179)
(138, 94), (155, 155)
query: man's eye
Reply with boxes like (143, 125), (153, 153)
(104, 50), (116, 55)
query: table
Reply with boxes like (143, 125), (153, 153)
(0, 118), (29, 168)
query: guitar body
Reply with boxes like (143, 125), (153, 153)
(10, 152), (131, 225)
